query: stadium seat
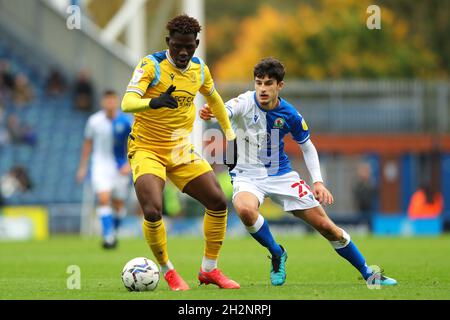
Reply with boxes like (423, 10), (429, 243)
(0, 41), (90, 205)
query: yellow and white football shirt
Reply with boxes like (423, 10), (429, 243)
(127, 50), (215, 148)
(125, 50), (219, 189)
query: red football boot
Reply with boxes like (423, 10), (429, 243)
(198, 268), (240, 289)
(164, 269), (190, 291)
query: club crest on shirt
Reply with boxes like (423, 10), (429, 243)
(189, 72), (197, 83)
(253, 114), (259, 124)
(273, 117), (285, 128)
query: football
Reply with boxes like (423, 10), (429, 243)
(121, 257), (160, 292)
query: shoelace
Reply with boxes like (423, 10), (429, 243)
(359, 267), (387, 280)
(211, 269), (226, 279)
(373, 268), (386, 278)
(206, 269), (230, 284)
(268, 255), (281, 273)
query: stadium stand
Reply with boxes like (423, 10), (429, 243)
(0, 38), (90, 205)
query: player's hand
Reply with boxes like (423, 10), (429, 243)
(313, 182), (334, 206)
(76, 166), (87, 184)
(149, 85), (178, 109)
(119, 163), (131, 176)
(199, 104), (214, 120)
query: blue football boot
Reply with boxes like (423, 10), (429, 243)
(269, 245), (287, 286)
(366, 269), (397, 287)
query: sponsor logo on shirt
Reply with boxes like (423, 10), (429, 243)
(130, 68), (145, 85)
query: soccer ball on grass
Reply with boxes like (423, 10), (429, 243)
(121, 257), (160, 292)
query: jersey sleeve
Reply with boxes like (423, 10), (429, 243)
(126, 57), (156, 96)
(199, 64), (215, 97)
(290, 112), (310, 144)
(84, 117), (94, 140)
(224, 92), (249, 119)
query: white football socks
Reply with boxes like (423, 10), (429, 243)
(201, 256), (218, 272)
(160, 261), (174, 275)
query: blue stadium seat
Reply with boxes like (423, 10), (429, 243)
(0, 41), (91, 205)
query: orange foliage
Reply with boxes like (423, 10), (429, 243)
(213, 0), (440, 81)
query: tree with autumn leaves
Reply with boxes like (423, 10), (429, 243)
(210, 0), (443, 81)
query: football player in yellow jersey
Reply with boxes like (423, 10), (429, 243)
(121, 14), (239, 291)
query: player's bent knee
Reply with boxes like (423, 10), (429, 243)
(235, 205), (258, 226)
(205, 192), (227, 212)
(141, 205), (163, 222)
(97, 193), (111, 206)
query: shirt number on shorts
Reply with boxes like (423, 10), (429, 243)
(291, 179), (311, 198)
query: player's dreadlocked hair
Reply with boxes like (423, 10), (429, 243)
(166, 14), (202, 37)
(254, 58), (286, 83)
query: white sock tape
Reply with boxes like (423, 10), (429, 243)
(246, 214), (264, 234)
(330, 228), (351, 249)
(97, 206), (112, 217)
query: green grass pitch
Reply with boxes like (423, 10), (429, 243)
(1, 234), (449, 300)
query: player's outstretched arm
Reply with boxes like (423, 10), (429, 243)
(300, 139), (334, 206)
(119, 162), (131, 176)
(121, 86), (178, 113)
(121, 92), (152, 113)
(76, 139), (92, 183)
(204, 90), (236, 141)
(199, 104), (215, 121)
(312, 181), (334, 206)
(200, 103), (237, 171)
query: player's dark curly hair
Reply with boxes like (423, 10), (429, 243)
(254, 58), (285, 83)
(166, 14), (202, 37)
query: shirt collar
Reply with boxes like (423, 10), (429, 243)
(165, 50), (191, 73)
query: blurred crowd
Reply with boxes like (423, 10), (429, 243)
(0, 58), (95, 148)
(0, 60), (35, 147)
(0, 165), (32, 207)
(45, 68), (95, 111)
(0, 55), (96, 204)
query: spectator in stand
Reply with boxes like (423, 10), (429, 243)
(12, 73), (34, 107)
(407, 182), (444, 219)
(73, 70), (94, 112)
(7, 114), (23, 143)
(352, 162), (378, 230)
(0, 60), (14, 103)
(6, 114), (36, 146)
(0, 60), (15, 95)
(0, 106), (10, 147)
(45, 68), (67, 97)
(0, 166), (33, 207)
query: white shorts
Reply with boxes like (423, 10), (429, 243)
(231, 171), (320, 212)
(91, 166), (131, 200)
